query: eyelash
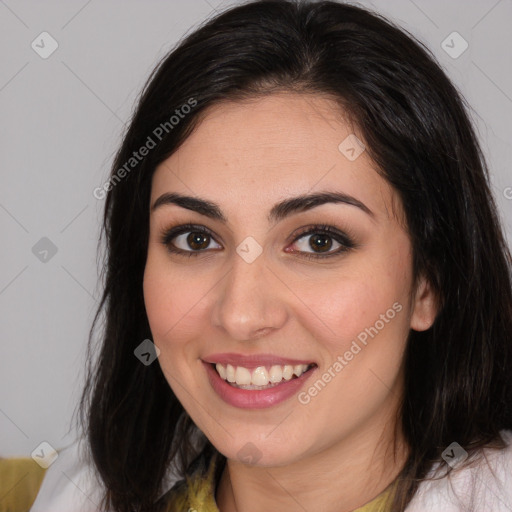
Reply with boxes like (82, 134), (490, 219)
(160, 223), (357, 260)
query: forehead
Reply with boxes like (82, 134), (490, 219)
(151, 93), (396, 222)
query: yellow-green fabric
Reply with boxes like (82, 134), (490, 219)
(0, 453), (395, 511)
(0, 458), (47, 512)
(163, 450), (396, 512)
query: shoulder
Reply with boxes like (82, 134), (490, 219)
(29, 438), (106, 512)
(30, 437), (182, 511)
(406, 430), (512, 511)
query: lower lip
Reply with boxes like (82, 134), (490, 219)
(203, 361), (316, 409)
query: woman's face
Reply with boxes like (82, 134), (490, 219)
(143, 92), (436, 467)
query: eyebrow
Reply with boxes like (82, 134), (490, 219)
(150, 191), (374, 224)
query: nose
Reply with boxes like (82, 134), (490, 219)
(211, 250), (288, 341)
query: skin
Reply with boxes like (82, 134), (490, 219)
(143, 92), (438, 512)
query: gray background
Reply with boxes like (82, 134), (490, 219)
(1, 0), (511, 457)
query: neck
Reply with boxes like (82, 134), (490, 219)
(215, 419), (408, 512)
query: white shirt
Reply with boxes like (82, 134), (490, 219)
(31, 431), (512, 511)
(406, 430), (512, 511)
(29, 438), (105, 512)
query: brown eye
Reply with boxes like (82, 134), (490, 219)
(186, 232), (211, 251)
(307, 233), (333, 253)
(161, 224), (221, 257)
(288, 224), (356, 260)
(292, 232), (340, 255)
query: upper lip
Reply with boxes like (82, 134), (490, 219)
(202, 353), (316, 369)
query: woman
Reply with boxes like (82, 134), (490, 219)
(30, 0), (512, 511)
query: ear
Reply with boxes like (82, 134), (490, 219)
(410, 275), (438, 331)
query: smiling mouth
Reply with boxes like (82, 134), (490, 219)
(211, 362), (317, 390)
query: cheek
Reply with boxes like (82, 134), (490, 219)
(143, 262), (202, 396)
(294, 273), (410, 433)
(142, 252), (214, 364)
(293, 262), (411, 356)
(143, 269), (175, 341)
(143, 249), (193, 338)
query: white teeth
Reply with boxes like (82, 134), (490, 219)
(216, 363), (227, 380)
(235, 366), (252, 385)
(214, 363), (311, 386)
(293, 365), (304, 377)
(226, 364), (236, 383)
(282, 365), (294, 380)
(252, 366), (269, 386)
(269, 365), (283, 383)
